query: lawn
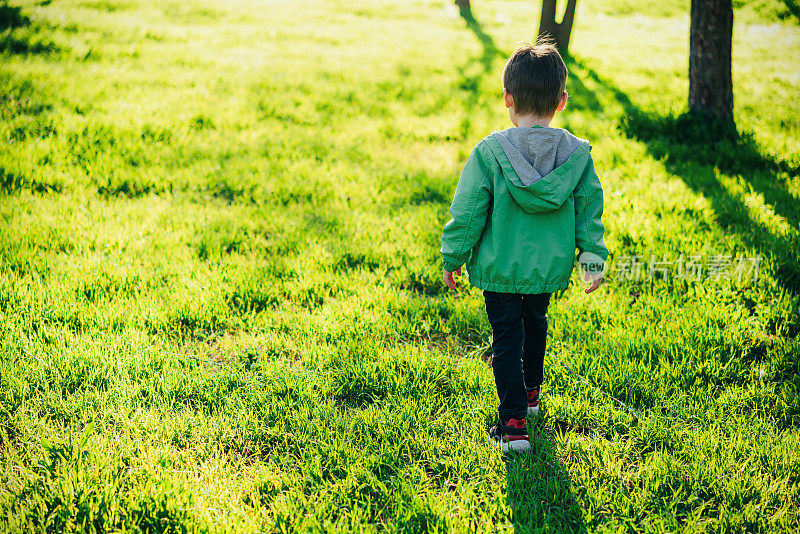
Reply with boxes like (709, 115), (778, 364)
(1, 0), (799, 531)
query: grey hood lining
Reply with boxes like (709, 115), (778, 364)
(491, 127), (586, 186)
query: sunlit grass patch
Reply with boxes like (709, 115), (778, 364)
(0, 0), (799, 531)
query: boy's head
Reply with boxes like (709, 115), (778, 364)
(502, 42), (568, 122)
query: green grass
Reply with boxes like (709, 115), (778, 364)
(1, 0), (799, 531)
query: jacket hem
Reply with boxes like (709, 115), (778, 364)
(468, 278), (571, 294)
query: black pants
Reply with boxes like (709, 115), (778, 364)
(483, 290), (552, 421)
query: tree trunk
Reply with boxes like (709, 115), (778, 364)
(538, 0), (577, 52)
(689, 0), (734, 123)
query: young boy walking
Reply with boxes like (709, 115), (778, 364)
(440, 43), (608, 452)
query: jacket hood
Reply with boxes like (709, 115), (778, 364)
(484, 126), (591, 213)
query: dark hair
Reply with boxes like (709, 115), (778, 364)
(502, 42), (568, 117)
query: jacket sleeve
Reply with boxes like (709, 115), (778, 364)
(573, 154), (609, 265)
(441, 145), (492, 273)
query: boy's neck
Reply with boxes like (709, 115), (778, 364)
(515, 113), (553, 128)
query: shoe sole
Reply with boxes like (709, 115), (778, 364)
(488, 435), (531, 452)
(501, 439), (531, 452)
(527, 405), (539, 417)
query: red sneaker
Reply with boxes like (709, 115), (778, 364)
(527, 387), (540, 417)
(488, 418), (530, 452)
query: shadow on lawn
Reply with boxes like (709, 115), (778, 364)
(565, 56), (800, 300)
(457, 5), (504, 72)
(455, 5), (505, 137)
(0, 3), (60, 56)
(777, 0), (800, 22)
(505, 419), (587, 532)
(0, 3), (29, 30)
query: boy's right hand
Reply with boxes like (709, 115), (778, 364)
(443, 267), (461, 289)
(584, 272), (603, 294)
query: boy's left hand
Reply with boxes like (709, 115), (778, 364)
(443, 268), (461, 289)
(584, 272), (604, 294)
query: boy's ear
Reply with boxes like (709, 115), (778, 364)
(556, 91), (568, 112)
(503, 89), (513, 109)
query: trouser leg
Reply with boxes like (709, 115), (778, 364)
(483, 291), (527, 421)
(521, 293), (551, 390)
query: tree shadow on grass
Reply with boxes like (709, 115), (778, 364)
(458, 5), (504, 72)
(455, 5), (506, 137)
(0, 3), (29, 30)
(776, 0), (800, 22)
(565, 55), (800, 301)
(0, 3), (60, 56)
(505, 419), (587, 532)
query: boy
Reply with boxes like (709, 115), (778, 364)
(440, 43), (608, 452)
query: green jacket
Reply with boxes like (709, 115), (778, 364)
(440, 126), (608, 293)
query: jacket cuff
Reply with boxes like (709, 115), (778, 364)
(442, 258), (463, 273)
